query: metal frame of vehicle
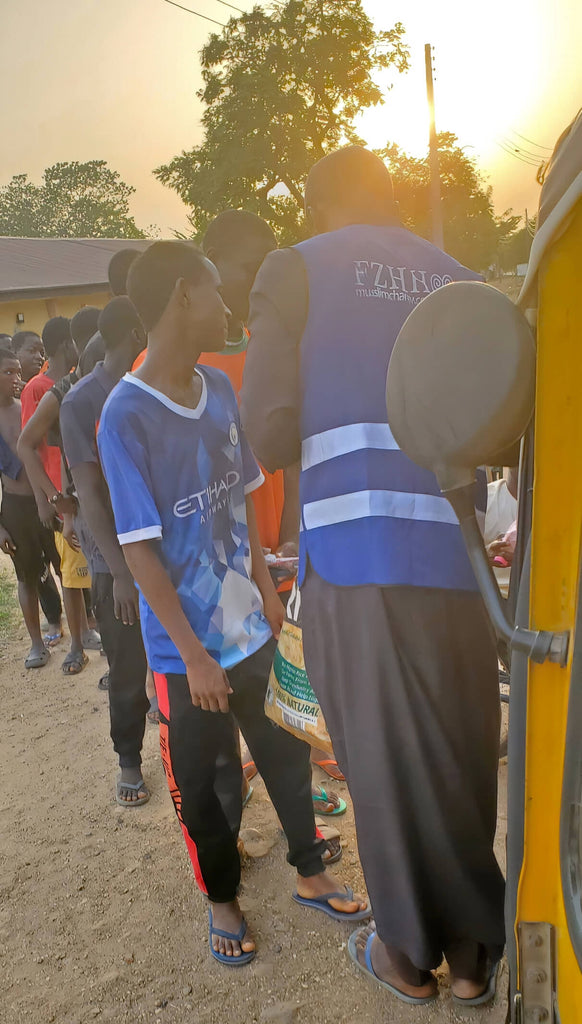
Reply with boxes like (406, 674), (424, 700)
(510, 197), (582, 1022)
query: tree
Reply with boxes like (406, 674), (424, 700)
(497, 224), (534, 273)
(0, 161), (146, 238)
(379, 133), (520, 272)
(156, 0), (408, 242)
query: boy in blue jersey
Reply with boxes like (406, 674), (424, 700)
(97, 241), (368, 965)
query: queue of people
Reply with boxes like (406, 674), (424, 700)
(0, 144), (504, 1008)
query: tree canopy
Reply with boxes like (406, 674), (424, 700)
(155, 0), (408, 242)
(381, 133), (520, 272)
(0, 161), (146, 238)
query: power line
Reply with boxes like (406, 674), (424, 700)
(507, 128), (553, 152)
(496, 141), (542, 167)
(498, 136), (549, 162)
(497, 144), (541, 168)
(211, 0), (245, 11)
(160, 0), (225, 26)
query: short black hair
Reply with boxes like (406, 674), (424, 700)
(305, 146), (394, 213)
(70, 307), (101, 354)
(12, 330), (41, 353)
(78, 332), (106, 377)
(42, 316), (72, 357)
(108, 248), (140, 296)
(202, 210), (277, 257)
(0, 345), (17, 365)
(98, 297), (143, 352)
(127, 241), (210, 333)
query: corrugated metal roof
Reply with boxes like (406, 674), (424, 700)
(0, 237), (152, 300)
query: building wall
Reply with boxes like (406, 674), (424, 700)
(0, 291), (110, 337)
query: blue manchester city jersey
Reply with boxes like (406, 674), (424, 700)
(98, 366), (272, 673)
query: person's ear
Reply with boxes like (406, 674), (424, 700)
(174, 276), (191, 309)
(305, 203), (321, 236)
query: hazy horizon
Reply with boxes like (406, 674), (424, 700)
(1, 0), (580, 236)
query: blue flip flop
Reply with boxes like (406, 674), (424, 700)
(451, 959), (500, 1006)
(348, 929), (438, 1005)
(292, 886), (371, 922)
(208, 909), (255, 967)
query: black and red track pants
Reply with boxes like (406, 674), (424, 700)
(153, 637), (326, 903)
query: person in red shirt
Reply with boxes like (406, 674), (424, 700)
(18, 317), (97, 674)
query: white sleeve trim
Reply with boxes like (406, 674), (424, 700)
(244, 471), (265, 495)
(118, 525), (163, 545)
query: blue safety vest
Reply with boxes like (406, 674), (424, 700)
(295, 223), (486, 590)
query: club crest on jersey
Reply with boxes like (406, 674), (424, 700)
(229, 421), (239, 447)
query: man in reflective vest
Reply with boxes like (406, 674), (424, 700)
(241, 146), (505, 1006)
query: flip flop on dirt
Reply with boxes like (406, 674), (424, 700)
(243, 760), (258, 782)
(312, 757), (345, 782)
(25, 647), (50, 669)
(293, 885), (371, 922)
(312, 784), (347, 816)
(451, 959), (500, 1007)
(115, 773), (150, 807)
(43, 631), (63, 648)
(61, 649), (89, 675)
(208, 908), (255, 967)
(348, 927), (438, 1005)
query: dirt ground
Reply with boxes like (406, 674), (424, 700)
(0, 562), (509, 1024)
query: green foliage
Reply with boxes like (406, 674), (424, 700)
(497, 224), (534, 272)
(379, 133), (520, 272)
(0, 161), (146, 238)
(156, 0), (408, 242)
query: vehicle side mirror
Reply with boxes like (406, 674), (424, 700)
(386, 281), (567, 666)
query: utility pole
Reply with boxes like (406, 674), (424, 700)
(425, 43), (444, 250)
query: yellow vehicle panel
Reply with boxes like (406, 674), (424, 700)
(519, 196), (582, 1018)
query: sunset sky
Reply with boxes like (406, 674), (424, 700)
(2, 0), (580, 235)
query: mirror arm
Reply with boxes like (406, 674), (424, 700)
(443, 483), (569, 667)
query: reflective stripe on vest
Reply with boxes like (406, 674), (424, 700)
(303, 486), (459, 531)
(302, 422), (399, 470)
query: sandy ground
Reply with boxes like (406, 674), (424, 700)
(0, 565), (509, 1024)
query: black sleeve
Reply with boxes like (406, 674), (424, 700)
(241, 247), (308, 472)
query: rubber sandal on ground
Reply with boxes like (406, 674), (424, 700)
(82, 629), (102, 651)
(312, 785), (347, 816)
(242, 784), (254, 809)
(43, 631), (62, 648)
(61, 650), (89, 675)
(312, 758), (345, 781)
(319, 824), (343, 865)
(243, 760), (258, 782)
(25, 647), (50, 669)
(115, 774), (150, 808)
(208, 908), (255, 966)
(292, 886), (371, 922)
(451, 960), (500, 1007)
(348, 930), (438, 1006)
